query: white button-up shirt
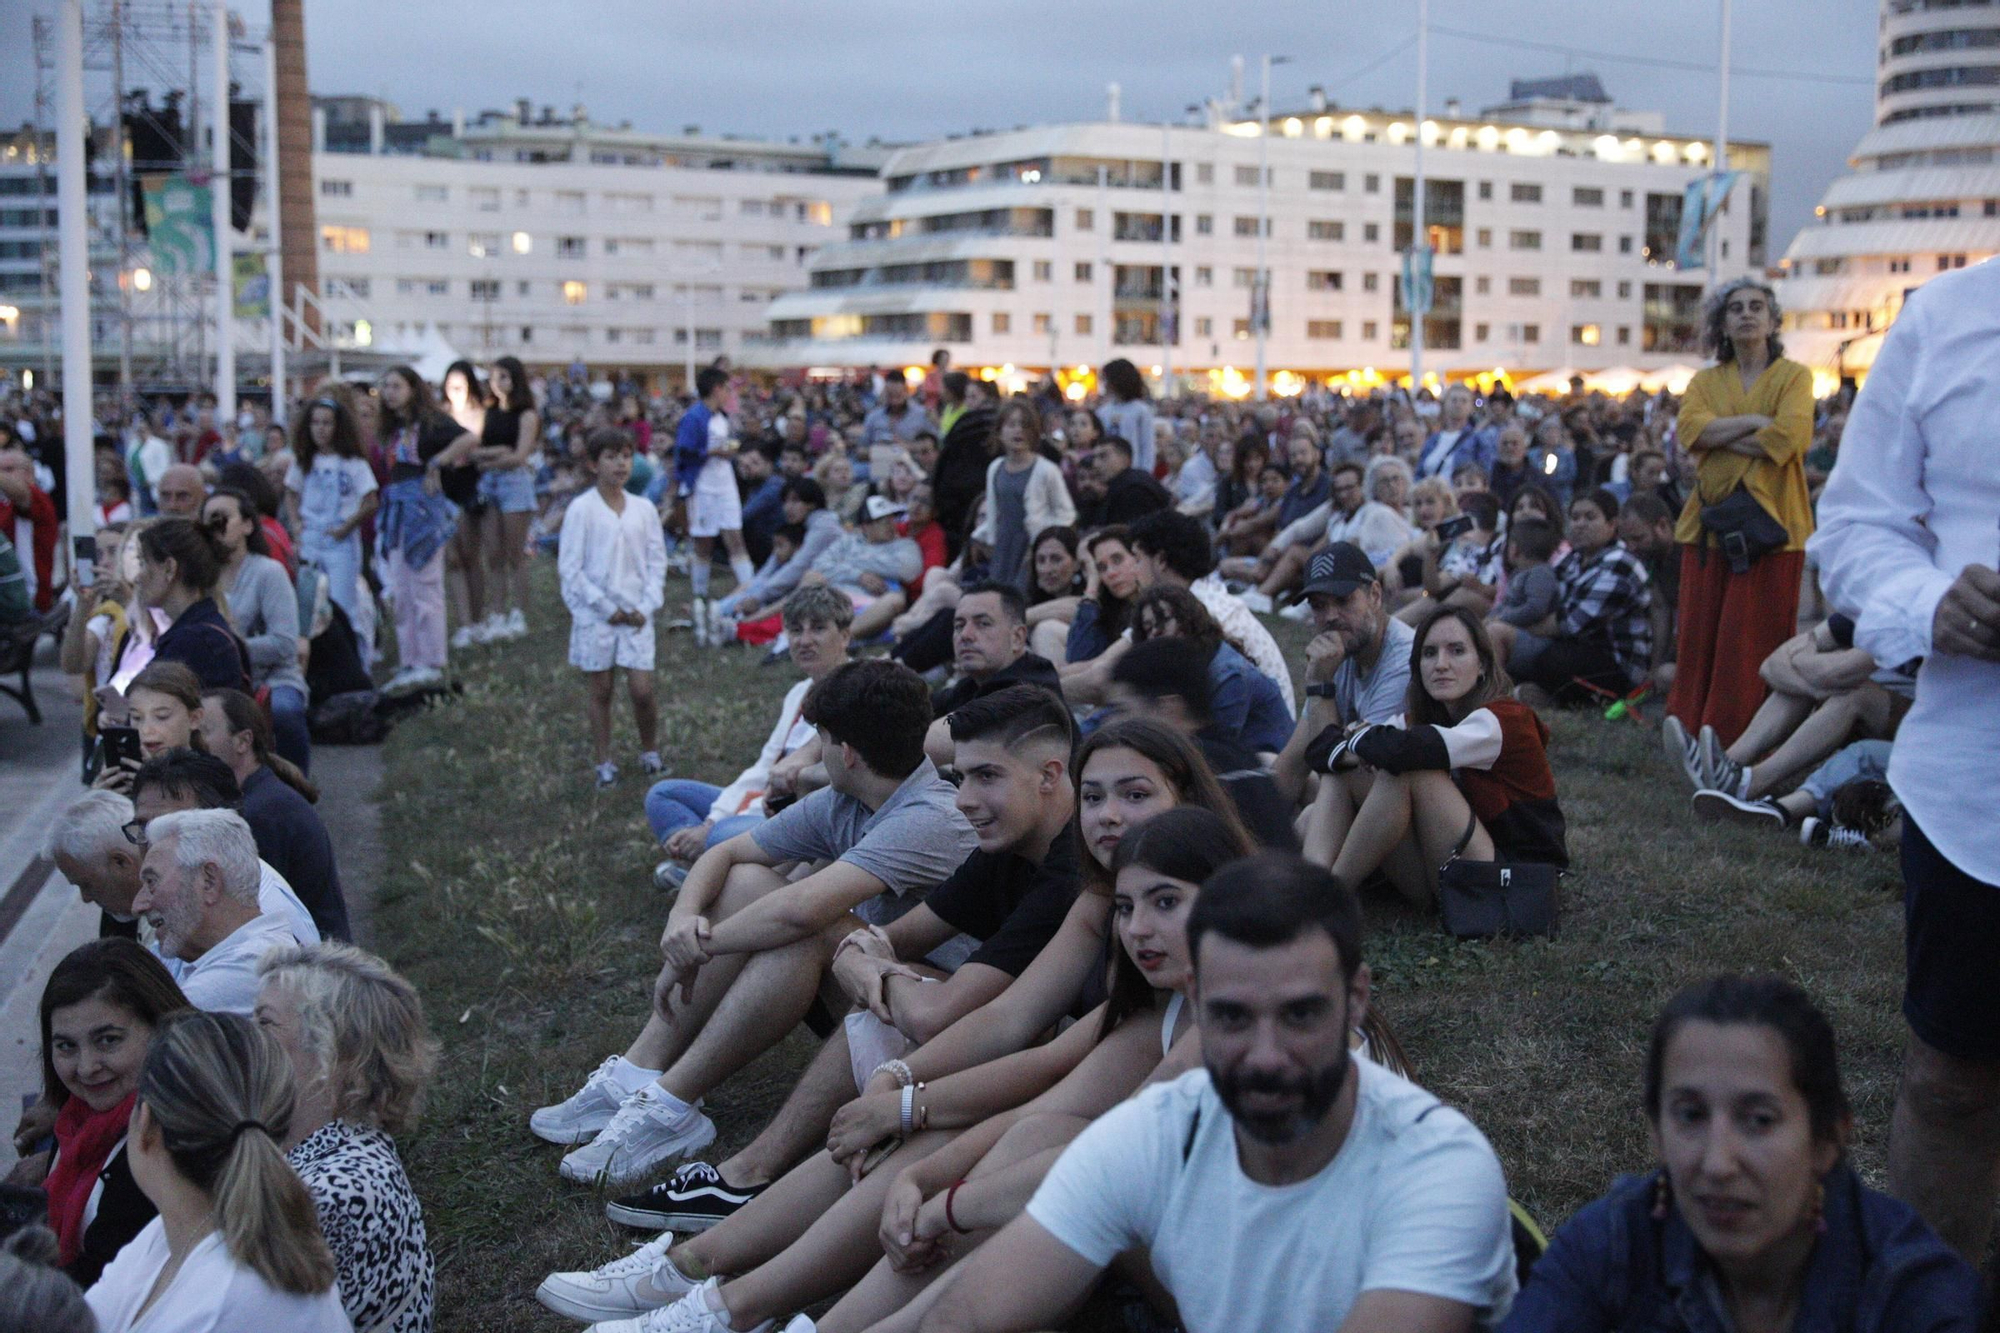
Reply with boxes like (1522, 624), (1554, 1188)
(1810, 259), (2000, 884)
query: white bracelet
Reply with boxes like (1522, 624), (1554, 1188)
(873, 1059), (914, 1089)
(899, 1083), (916, 1138)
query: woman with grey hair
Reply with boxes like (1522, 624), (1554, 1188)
(0, 1227), (97, 1333)
(1663, 277), (1815, 767)
(254, 941), (438, 1333)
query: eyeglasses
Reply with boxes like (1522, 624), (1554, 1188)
(121, 819), (148, 847)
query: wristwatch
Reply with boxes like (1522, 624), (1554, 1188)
(1305, 682), (1340, 700)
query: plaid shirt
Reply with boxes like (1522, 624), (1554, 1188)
(1554, 542), (1654, 687)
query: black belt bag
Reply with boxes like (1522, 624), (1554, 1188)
(1698, 485), (1788, 575)
(1436, 814), (1562, 939)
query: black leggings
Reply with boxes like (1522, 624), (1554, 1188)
(892, 606), (956, 674)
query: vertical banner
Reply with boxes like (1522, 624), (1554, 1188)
(1400, 247), (1435, 316)
(139, 175), (214, 275)
(232, 252), (270, 319)
(1675, 171), (1742, 270)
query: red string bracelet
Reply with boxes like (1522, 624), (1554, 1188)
(945, 1177), (972, 1234)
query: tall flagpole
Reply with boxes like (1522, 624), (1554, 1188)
(211, 0), (235, 423)
(1707, 0), (1732, 276)
(1411, 0), (1428, 391)
(264, 31), (285, 423)
(57, 0), (97, 573)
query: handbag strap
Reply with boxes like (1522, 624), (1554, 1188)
(1440, 811), (1479, 871)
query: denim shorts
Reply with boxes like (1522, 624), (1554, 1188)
(478, 467), (537, 514)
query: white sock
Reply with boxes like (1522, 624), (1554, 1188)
(1738, 765), (1755, 800)
(728, 555), (755, 586)
(702, 1281), (733, 1321)
(611, 1056), (662, 1093)
(647, 1082), (696, 1118)
(690, 564), (711, 598)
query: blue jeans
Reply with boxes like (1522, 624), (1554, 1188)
(1799, 739), (1892, 819)
(645, 779), (723, 844)
(268, 685), (311, 775)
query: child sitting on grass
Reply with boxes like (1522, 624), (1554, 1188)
(1488, 516), (1561, 628)
(558, 427), (667, 788)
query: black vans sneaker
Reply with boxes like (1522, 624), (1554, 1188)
(606, 1161), (765, 1232)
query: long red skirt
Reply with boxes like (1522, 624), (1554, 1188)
(1666, 544), (1806, 748)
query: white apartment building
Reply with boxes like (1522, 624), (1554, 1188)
(1776, 0), (2000, 382)
(308, 102), (886, 381)
(761, 77), (1769, 387)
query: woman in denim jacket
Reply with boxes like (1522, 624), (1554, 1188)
(1504, 974), (1979, 1332)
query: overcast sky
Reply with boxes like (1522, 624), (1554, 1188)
(5, 0), (1878, 249)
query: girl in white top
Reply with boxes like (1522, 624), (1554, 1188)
(974, 401), (1076, 594)
(86, 1010), (349, 1333)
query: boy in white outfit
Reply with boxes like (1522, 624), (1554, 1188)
(560, 426), (669, 787)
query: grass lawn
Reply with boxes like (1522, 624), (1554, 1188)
(373, 564), (1906, 1331)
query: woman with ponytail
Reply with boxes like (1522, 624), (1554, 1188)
(85, 1010), (348, 1331)
(198, 688), (349, 942)
(134, 517), (252, 693)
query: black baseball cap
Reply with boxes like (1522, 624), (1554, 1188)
(1300, 542), (1378, 598)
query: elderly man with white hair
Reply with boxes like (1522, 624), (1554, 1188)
(133, 808), (294, 1014)
(45, 789), (317, 955)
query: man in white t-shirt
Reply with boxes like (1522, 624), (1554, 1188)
(921, 855), (1516, 1333)
(135, 809), (297, 1016)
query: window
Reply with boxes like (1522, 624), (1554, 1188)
(1194, 316), (1213, 336)
(1573, 187), (1605, 207)
(1571, 278), (1602, 298)
(633, 328), (655, 345)
(1194, 266), (1213, 286)
(511, 231), (532, 254)
(992, 312), (1011, 333)
(1363, 272), (1379, 292)
(470, 279), (501, 301)
(1033, 260), (1052, 281)
(1232, 267), (1258, 289)
(1620, 189), (1634, 208)
(516, 281), (531, 296)
(740, 199), (765, 217)
(1307, 319), (1344, 339)
(695, 329), (723, 350)
(470, 187), (500, 212)
(1478, 180), (1493, 200)
(1511, 182), (1542, 203)
(1474, 322), (1490, 341)
(1888, 257), (1911, 273)
(1509, 277), (1541, 296)
(468, 232), (501, 258)
(415, 184), (448, 203)
(1307, 270), (1343, 291)
(1475, 276), (1491, 294)
(1234, 215), (1263, 237)
(520, 326), (532, 344)
(1310, 170), (1345, 190)
(555, 190), (586, 215)
(1939, 253), (1969, 270)
(320, 225), (369, 253)
(1571, 323), (1602, 345)
(1308, 219), (1344, 240)
(1476, 227), (1492, 247)
(1075, 313), (1093, 335)
(1364, 173), (1380, 193)
(1232, 318), (1251, 339)
(340, 278), (369, 297)
(1617, 325), (1631, 345)
(1235, 164), (1265, 187)
(1617, 280), (1632, 298)
(562, 281), (588, 305)
(1076, 208), (1094, 231)
(319, 179), (353, 198)
(1522, 323), (1541, 343)
(1509, 230), (1542, 251)
(423, 230), (449, 250)
(1074, 261), (1093, 282)
(1363, 222), (1380, 243)
(605, 328), (622, 345)
(514, 189), (531, 208)
(1362, 320), (1378, 340)
(630, 283), (655, 300)
(1195, 213), (1213, 235)
(1571, 232), (1603, 253)
(557, 236), (586, 259)
(1619, 235), (1634, 254)
(1033, 312), (1051, 333)
(1196, 163), (1214, 184)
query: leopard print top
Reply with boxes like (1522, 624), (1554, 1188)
(289, 1119), (436, 1333)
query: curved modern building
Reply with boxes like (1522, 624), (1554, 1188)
(1777, 0), (2000, 382)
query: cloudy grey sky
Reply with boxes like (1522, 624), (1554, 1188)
(5, 0), (1879, 250)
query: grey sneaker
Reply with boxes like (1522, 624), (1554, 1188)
(560, 1085), (717, 1185)
(1696, 726), (1728, 791)
(653, 860), (690, 892)
(1801, 816), (1874, 852)
(531, 1057), (630, 1145)
(1662, 716), (1702, 790)
(1692, 789), (1787, 828)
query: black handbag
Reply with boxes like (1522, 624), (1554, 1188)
(1436, 815), (1561, 939)
(1698, 485), (1788, 575)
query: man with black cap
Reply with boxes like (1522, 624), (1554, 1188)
(1272, 542), (1415, 804)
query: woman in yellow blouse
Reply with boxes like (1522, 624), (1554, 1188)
(1666, 278), (1816, 753)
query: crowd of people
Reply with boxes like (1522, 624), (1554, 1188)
(2, 261), (1996, 1332)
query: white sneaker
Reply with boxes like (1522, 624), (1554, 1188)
(1662, 715), (1701, 790)
(583, 1279), (770, 1333)
(536, 1233), (697, 1323)
(450, 625), (480, 651)
(779, 1317), (815, 1333)
(560, 1085), (717, 1185)
(531, 1057), (631, 1145)
(504, 607), (528, 640)
(1239, 589), (1274, 614)
(1278, 600), (1313, 622)
(690, 601), (710, 648)
(481, 611), (510, 642)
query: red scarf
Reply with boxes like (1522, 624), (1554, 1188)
(46, 1092), (136, 1266)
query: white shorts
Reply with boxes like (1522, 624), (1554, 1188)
(687, 459), (742, 538)
(569, 617), (656, 672)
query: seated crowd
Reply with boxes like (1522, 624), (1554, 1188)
(0, 335), (1939, 1331)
